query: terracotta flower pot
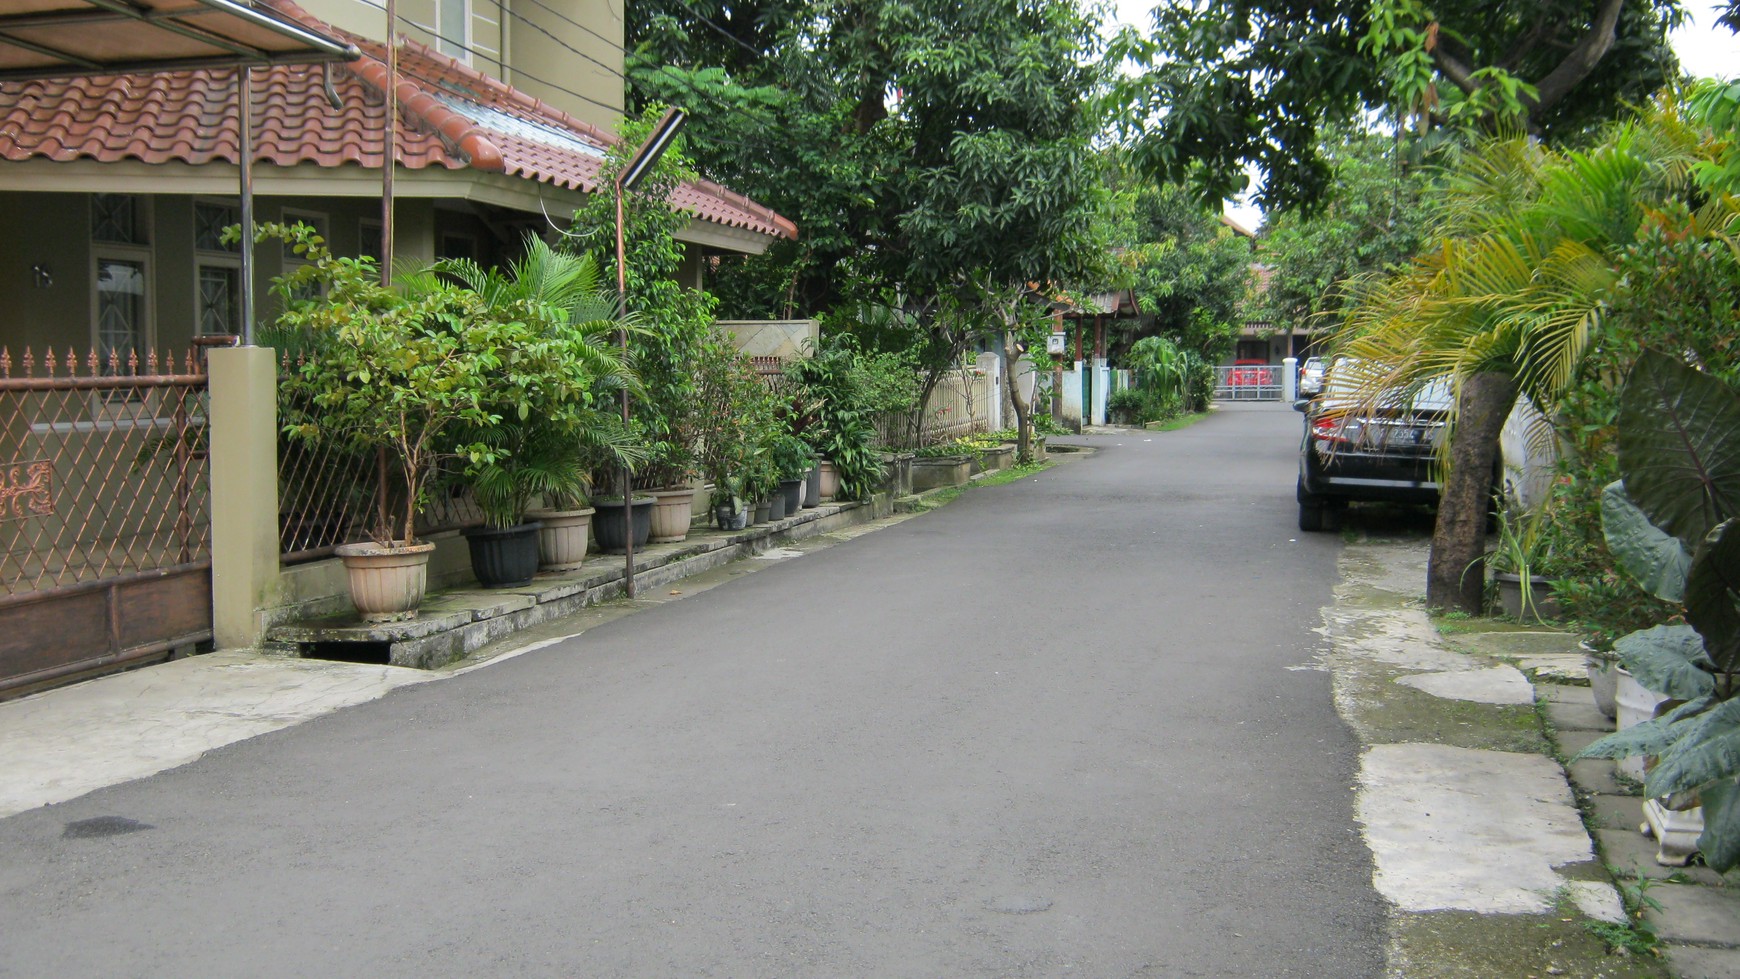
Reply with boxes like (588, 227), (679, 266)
(528, 507), (593, 571)
(648, 487), (696, 543)
(334, 540), (436, 623)
(818, 459), (840, 502)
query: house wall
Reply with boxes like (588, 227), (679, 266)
(0, 192), (86, 354)
(295, 0), (623, 135)
(0, 191), (447, 355)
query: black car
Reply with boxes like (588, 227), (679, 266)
(1295, 365), (1449, 532)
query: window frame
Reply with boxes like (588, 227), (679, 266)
(192, 197), (242, 338)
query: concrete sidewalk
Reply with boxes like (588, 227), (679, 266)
(1326, 533), (1740, 978)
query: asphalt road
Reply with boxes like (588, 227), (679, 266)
(0, 402), (1386, 978)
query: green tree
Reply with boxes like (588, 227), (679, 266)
(569, 107), (726, 490)
(1111, 182), (1252, 363)
(1255, 127), (1434, 338)
(1112, 0), (1683, 212)
(1331, 98), (1714, 611)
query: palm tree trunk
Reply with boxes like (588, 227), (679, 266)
(1427, 371), (1519, 612)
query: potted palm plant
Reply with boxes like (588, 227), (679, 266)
(405, 238), (641, 586)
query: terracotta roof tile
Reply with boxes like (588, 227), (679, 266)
(0, 0), (795, 242)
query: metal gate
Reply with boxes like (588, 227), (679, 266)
(1214, 363), (1284, 401)
(0, 347), (212, 698)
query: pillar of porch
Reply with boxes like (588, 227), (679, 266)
(208, 346), (280, 650)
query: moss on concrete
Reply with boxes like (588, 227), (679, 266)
(1389, 909), (1669, 978)
(1336, 662), (1550, 754)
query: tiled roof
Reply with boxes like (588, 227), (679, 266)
(0, 0), (796, 242)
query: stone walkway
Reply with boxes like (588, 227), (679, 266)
(1326, 534), (1740, 978)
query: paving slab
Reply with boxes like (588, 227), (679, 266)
(1357, 741), (1591, 913)
(1590, 793), (1647, 833)
(1571, 758), (1633, 797)
(0, 651), (431, 819)
(1395, 664), (1535, 705)
(1667, 944), (1740, 979)
(1548, 698), (1617, 733)
(1642, 879), (1740, 952)
(1514, 653), (1591, 682)
(1644, 883), (1740, 946)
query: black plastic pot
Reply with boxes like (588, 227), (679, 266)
(767, 492), (787, 521)
(803, 466), (821, 508)
(464, 521), (543, 588)
(592, 496), (655, 554)
(778, 478), (803, 515)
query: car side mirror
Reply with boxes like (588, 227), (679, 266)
(1293, 399), (1312, 413)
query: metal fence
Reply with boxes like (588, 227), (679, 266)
(1213, 364), (1284, 401)
(872, 368), (996, 450)
(0, 345), (216, 694)
(276, 353), (481, 563)
(0, 346), (211, 594)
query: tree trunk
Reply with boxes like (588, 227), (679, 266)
(1002, 331), (1032, 463)
(1427, 372), (1519, 613)
(913, 365), (944, 448)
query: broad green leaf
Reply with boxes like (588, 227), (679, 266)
(1696, 778), (1740, 873)
(1646, 699), (1740, 798)
(1617, 351), (1740, 544)
(1684, 518), (1740, 674)
(1615, 624), (1716, 700)
(1575, 698), (1709, 760)
(1601, 480), (1691, 602)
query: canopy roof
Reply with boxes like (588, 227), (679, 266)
(0, 0), (357, 81)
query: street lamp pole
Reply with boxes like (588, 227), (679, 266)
(613, 107), (686, 600)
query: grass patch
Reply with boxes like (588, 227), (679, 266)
(1146, 411), (1211, 432)
(899, 461), (1053, 512)
(974, 460), (1051, 487)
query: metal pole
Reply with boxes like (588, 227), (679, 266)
(382, 0), (396, 285)
(238, 66), (254, 345)
(616, 179), (635, 599)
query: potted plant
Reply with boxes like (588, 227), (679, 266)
(1487, 501), (1567, 622)
(262, 223), (497, 621)
(1576, 353), (1740, 870)
(406, 237), (642, 587)
(770, 433), (813, 515)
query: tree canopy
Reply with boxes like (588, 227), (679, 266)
(1112, 0), (1684, 213)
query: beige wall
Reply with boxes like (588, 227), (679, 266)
(295, 0), (623, 134)
(0, 192), (86, 354)
(0, 190), (440, 355)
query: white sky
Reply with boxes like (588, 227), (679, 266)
(1104, 1), (1740, 230)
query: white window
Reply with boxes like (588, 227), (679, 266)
(437, 0), (469, 61)
(193, 199), (241, 336)
(90, 194), (152, 376)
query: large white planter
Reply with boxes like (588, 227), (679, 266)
(1642, 798), (1705, 867)
(334, 541), (435, 623)
(1615, 668), (1668, 780)
(528, 507), (593, 571)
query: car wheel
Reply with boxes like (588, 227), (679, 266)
(1299, 498), (1326, 532)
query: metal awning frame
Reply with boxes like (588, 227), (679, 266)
(0, 0), (362, 344)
